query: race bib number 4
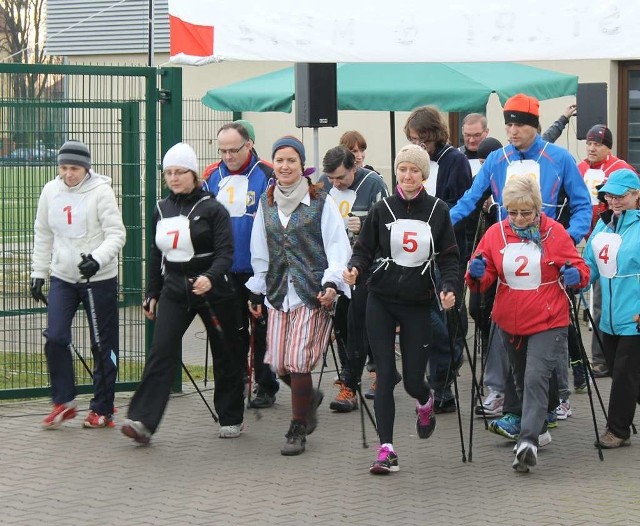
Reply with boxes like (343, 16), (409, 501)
(591, 232), (621, 278)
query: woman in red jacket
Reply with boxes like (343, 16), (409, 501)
(466, 175), (589, 473)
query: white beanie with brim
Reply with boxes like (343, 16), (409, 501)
(163, 142), (199, 173)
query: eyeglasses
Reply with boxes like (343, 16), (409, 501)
(163, 169), (191, 177)
(604, 192), (630, 201)
(506, 210), (535, 219)
(217, 142), (246, 155)
(409, 138), (435, 151)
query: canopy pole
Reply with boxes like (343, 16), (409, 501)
(390, 111), (396, 188)
(313, 127), (320, 183)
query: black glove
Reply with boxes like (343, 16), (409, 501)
(78, 254), (100, 279)
(30, 278), (47, 303)
(321, 281), (338, 294)
(248, 292), (265, 309)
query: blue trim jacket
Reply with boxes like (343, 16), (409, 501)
(450, 134), (592, 244)
(203, 152), (272, 273)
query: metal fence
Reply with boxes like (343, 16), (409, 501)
(0, 63), (230, 400)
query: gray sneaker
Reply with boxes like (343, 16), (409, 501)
(219, 423), (244, 438)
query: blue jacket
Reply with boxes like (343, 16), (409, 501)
(203, 153), (272, 273)
(450, 135), (592, 244)
(583, 209), (640, 336)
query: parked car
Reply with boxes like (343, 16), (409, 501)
(0, 147), (57, 164)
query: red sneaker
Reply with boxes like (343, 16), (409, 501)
(42, 403), (77, 429)
(83, 410), (114, 428)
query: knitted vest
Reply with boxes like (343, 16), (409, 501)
(263, 191), (328, 309)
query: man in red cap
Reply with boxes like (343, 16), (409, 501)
(578, 124), (638, 378)
(452, 93), (591, 243)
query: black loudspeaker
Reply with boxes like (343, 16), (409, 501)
(576, 83), (608, 140)
(295, 63), (338, 128)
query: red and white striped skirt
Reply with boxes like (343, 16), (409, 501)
(265, 305), (332, 375)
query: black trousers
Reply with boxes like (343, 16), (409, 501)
(128, 294), (245, 432)
(231, 272), (279, 396)
(601, 333), (640, 439)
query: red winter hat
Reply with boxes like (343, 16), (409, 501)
(503, 94), (540, 128)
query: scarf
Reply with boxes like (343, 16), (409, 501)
(509, 214), (542, 252)
(273, 175), (308, 217)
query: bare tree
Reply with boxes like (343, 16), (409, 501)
(0, 0), (63, 148)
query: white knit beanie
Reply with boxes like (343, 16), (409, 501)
(394, 144), (430, 180)
(163, 142), (199, 173)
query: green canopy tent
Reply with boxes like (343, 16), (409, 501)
(202, 62), (577, 179)
(203, 62), (577, 113)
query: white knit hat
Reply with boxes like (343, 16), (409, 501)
(163, 142), (199, 173)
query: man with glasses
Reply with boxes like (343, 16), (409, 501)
(578, 124), (638, 378)
(318, 146), (388, 412)
(451, 94), (591, 246)
(459, 113), (490, 175)
(203, 121), (280, 409)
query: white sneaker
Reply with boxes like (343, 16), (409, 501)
(512, 441), (537, 473)
(538, 430), (552, 447)
(219, 423), (244, 438)
(513, 431), (551, 452)
(555, 399), (572, 420)
(475, 390), (504, 417)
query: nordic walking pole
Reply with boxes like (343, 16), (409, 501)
(181, 360), (219, 422)
(41, 295), (94, 379)
(563, 262), (604, 460)
(442, 284), (467, 463)
(81, 255), (113, 424)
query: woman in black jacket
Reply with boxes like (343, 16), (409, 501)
(122, 142), (245, 444)
(344, 145), (459, 474)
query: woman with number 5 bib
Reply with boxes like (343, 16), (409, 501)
(344, 144), (459, 475)
(466, 175), (589, 473)
(122, 143), (245, 444)
(583, 168), (640, 450)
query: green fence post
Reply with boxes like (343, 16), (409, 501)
(158, 67), (185, 393)
(121, 102), (142, 307)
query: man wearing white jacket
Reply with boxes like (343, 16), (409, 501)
(31, 140), (126, 429)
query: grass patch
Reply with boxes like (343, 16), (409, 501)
(0, 351), (214, 393)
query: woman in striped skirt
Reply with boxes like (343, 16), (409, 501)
(246, 136), (351, 456)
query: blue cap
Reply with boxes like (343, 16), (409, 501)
(600, 168), (640, 196)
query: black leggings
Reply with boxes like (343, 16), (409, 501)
(366, 293), (431, 444)
(601, 333), (640, 439)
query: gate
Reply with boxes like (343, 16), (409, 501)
(0, 63), (160, 399)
